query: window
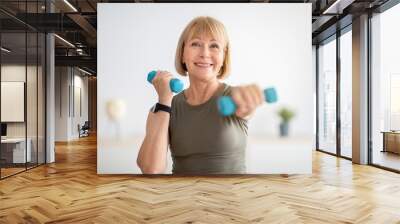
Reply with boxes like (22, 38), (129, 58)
(318, 37), (337, 155)
(0, 1), (47, 179)
(340, 29), (352, 158)
(371, 2), (400, 171)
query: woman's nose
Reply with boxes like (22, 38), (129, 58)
(200, 46), (210, 57)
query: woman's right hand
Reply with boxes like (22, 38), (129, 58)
(151, 70), (174, 106)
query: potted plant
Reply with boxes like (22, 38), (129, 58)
(278, 107), (295, 137)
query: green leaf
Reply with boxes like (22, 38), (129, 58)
(277, 107), (295, 123)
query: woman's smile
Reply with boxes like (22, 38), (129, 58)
(194, 62), (214, 68)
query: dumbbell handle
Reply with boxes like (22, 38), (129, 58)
(147, 71), (184, 93)
(217, 87), (278, 116)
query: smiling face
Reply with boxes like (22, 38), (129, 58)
(182, 35), (225, 82)
(175, 16), (231, 80)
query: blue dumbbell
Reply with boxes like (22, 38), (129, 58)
(147, 70), (184, 93)
(217, 87), (278, 116)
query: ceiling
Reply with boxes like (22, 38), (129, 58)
(0, 0), (394, 75)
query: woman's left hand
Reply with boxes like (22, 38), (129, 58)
(231, 84), (265, 120)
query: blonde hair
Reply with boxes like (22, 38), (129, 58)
(175, 16), (231, 79)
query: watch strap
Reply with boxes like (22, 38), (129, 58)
(151, 103), (171, 114)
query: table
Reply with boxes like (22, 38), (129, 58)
(381, 131), (400, 154)
(1, 138), (32, 163)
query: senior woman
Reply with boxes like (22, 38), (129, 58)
(137, 16), (264, 174)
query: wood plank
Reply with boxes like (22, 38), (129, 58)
(0, 134), (399, 223)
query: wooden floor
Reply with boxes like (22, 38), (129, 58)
(1, 163), (46, 178)
(1, 135), (400, 223)
(373, 151), (400, 171)
(1, 167), (26, 178)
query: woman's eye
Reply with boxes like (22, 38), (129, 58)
(210, 44), (220, 49)
(191, 42), (200, 47)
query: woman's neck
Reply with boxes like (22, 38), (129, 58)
(185, 77), (221, 105)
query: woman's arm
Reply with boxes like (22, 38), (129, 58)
(137, 109), (170, 174)
(137, 70), (174, 174)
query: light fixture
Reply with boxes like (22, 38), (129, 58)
(1, 47), (11, 53)
(76, 48), (85, 55)
(322, 0), (355, 15)
(54, 34), (75, 48)
(63, 0), (78, 12)
(78, 67), (92, 76)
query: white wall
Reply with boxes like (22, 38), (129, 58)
(98, 3), (313, 174)
(55, 67), (89, 141)
(1, 65), (40, 138)
(71, 72), (89, 138)
(55, 67), (69, 141)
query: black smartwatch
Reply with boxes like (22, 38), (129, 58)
(150, 103), (171, 114)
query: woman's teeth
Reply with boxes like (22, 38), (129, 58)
(195, 63), (212, 67)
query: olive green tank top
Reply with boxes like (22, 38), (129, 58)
(169, 83), (248, 174)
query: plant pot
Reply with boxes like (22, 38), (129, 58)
(279, 122), (289, 137)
